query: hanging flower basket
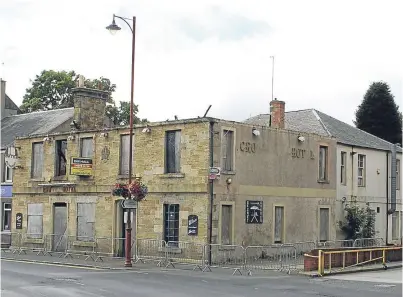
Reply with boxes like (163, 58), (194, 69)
(112, 183), (130, 198)
(128, 179), (148, 202)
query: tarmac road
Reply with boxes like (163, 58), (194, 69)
(1, 259), (402, 297)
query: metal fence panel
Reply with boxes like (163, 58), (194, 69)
(135, 238), (167, 266)
(208, 244), (245, 269)
(165, 241), (205, 269)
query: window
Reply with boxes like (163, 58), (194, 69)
(392, 211), (399, 240)
(77, 203), (95, 241)
(358, 154), (366, 187)
(1, 152), (4, 182)
(319, 208), (329, 242)
(163, 204), (179, 245)
(119, 134), (130, 175)
(27, 203), (43, 238)
(221, 204), (233, 245)
(31, 142), (44, 178)
(55, 140), (67, 176)
(222, 130), (234, 171)
(340, 151), (346, 185)
(274, 206), (284, 243)
(2, 203), (11, 231)
(80, 138), (93, 158)
(165, 131), (181, 173)
(318, 146), (328, 181)
(1, 152), (12, 183)
(397, 159), (400, 190)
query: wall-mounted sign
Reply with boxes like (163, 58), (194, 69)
(1, 185), (13, 198)
(188, 215), (198, 236)
(121, 199), (137, 209)
(246, 201), (263, 224)
(16, 213), (23, 229)
(240, 142), (256, 153)
(209, 167), (221, 180)
(70, 157), (93, 176)
(5, 146), (18, 169)
(291, 148), (315, 159)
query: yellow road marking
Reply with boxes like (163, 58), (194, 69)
(1, 258), (105, 270)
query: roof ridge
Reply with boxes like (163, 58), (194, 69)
(311, 109), (332, 137)
(6, 107), (74, 118)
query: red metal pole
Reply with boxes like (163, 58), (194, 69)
(124, 15), (136, 267)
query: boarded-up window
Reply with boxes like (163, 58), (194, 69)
(319, 208), (329, 242)
(27, 203), (43, 238)
(340, 151), (346, 185)
(165, 131), (181, 173)
(392, 211), (399, 240)
(274, 206), (284, 243)
(31, 142), (44, 178)
(77, 203), (95, 241)
(120, 134), (130, 175)
(163, 204), (179, 246)
(221, 205), (233, 245)
(318, 146), (328, 181)
(55, 140), (67, 176)
(80, 138), (93, 158)
(222, 130), (234, 171)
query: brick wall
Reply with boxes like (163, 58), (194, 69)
(304, 246), (402, 271)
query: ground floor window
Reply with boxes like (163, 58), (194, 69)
(163, 204), (179, 245)
(392, 211), (401, 240)
(2, 203), (11, 231)
(274, 206), (284, 243)
(27, 203), (43, 238)
(221, 204), (233, 245)
(77, 203), (95, 241)
(319, 208), (330, 242)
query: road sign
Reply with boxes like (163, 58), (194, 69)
(16, 213), (23, 229)
(121, 199), (137, 209)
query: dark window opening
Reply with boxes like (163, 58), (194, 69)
(55, 140), (67, 176)
(164, 204), (179, 246)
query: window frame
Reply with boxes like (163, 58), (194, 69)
(119, 134), (131, 175)
(219, 201), (235, 245)
(2, 203), (12, 231)
(55, 139), (67, 177)
(31, 142), (44, 179)
(164, 130), (181, 174)
(340, 151), (346, 185)
(163, 203), (180, 246)
(319, 207), (330, 242)
(392, 211), (399, 240)
(357, 154), (366, 187)
(397, 159), (400, 190)
(80, 137), (94, 158)
(27, 203), (43, 239)
(76, 202), (95, 242)
(318, 145), (328, 182)
(273, 205), (285, 244)
(221, 129), (235, 172)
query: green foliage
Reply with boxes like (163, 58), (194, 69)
(339, 203), (376, 240)
(20, 70), (147, 126)
(355, 81), (402, 144)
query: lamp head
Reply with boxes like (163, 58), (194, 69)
(106, 16), (121, 35)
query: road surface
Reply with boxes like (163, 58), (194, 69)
(1, 259), (401, 296)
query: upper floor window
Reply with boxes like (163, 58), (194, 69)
(397, 159), (400, 190)
(222, 130), (234, 171)
(1, 152), (12, 183)
(358, 154), (366, 187)
(165, 130), (181, 173)
(119, 134), (131, 175)
(55, 140), (67, 176)
(340, 151), (347, 185)
(80, 138), (93, 158)
(318, 146), (328, 181)
(31, 142), (44, 179)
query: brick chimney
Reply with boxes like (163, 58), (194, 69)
(71, 80), (109, 131)
(270, 98), (285, 129)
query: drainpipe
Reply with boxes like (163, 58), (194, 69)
(350, 147), (356, 200)
(208, 120), (214, 265)
(386, 151), (389, 244)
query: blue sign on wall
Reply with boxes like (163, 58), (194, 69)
(1, 185), (13, 198)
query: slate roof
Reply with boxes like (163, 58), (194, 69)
(244, 109), (402, 152)
(1, 108), (74, 149)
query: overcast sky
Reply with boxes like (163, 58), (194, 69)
(1, 0), (402, 124)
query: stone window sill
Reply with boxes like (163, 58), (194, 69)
(158, 173), (185, 179)
(317, 179), (329, 184)
(25, 238), (44, 244)
(30, 178), (45, 182)
(52, 176), (68, 181)
(73, 240), (96, 248)
(221, 171), (236, 175)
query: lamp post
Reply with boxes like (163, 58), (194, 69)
(106, 14), (136, 268)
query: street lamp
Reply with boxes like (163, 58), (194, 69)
(106, 14), (136, 268)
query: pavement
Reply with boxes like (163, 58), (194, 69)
(1, 258), (402, 296)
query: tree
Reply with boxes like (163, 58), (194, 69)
(20, 70), (147, 125)
(339, 202), (376, 240)
(355, 82), (402, 144)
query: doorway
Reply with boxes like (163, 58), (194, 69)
(115, 201), (136, 257)
(53, 203), (67, 252)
